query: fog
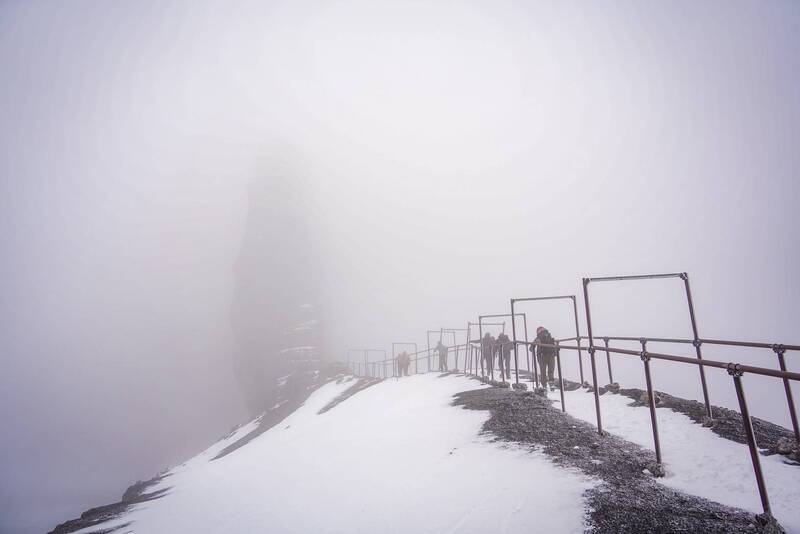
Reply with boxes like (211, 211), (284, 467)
(1, 1), (799, 532)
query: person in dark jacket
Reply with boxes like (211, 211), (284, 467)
(533, 326), (558, 388)
(435, 341), (449, 371)
(481, 332), (496, 376)
(496, 332), (512, 380)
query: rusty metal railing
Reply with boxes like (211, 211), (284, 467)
(337, 270), (797, 523)
(521, 337), (800, 519)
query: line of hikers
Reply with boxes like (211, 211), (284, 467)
(480, 326), (558, 388)
(395, 341), (450, 377)
(393, 327), (558, 387)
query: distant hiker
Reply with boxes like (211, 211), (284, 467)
(397, 351), (411, 376)
(481, 332), (496, 376)
(496, 332), (512, 380)
(435, 341), (448, 371)
(533, 326), (558, 388)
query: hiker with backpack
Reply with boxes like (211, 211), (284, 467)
(496, 331), (512, 380)
(435, 341), (449, 371)
(481, 332), (496, 377)
(532, 326), (558, 389)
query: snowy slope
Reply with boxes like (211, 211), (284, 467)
(551, 388), (800, 531)
(75, 375), (596, 534)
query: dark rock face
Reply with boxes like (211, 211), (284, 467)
(452, 387), (784, 533)
(318, 377), (383, 414)
(230, 153), (325, 417)
(49, 475), (171, 534)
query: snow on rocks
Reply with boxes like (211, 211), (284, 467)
(554, 388), (800, 531)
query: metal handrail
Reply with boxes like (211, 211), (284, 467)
(516, 337), (799, 519)
(338, 270), (798, 523)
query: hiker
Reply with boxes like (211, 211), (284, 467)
(533, 326), (558, 388)
(435, 341), (448, 371)
(481, 332), (496, 376)
(496, 331), (512, 380)
(397, 350), (411, 376)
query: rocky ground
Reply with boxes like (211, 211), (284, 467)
(514, 369), (799, 462)
(453, 380), (786, 533)
(49, 476), (170, 534)
(615, 386), (800, 462)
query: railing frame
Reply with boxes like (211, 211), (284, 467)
(582, 272), (713, 437)
(478, 313), (527, 383)
(466, 321), (504, 375)
(510, 295), (584, 387)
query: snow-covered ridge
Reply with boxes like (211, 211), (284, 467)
(66, 375), (595, 534)
(53, 374), (799, 533)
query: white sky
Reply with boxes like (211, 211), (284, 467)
(1, 1), (799, 533)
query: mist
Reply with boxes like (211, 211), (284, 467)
(1, 1), (799, 533)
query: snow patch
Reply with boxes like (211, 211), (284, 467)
(555, 388), (800, 531)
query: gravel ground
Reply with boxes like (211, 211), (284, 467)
(452, 383), (785, 533)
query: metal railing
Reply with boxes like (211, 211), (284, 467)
(520, 336), (800, 519)
(336, 271), (798, 522)
(552, 334), (800, 445)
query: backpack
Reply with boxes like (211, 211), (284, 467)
(537, 330), (556, 357)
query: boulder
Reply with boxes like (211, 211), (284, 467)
(646, 462), (665, 478)
(639, 392), (662, 406)
(775, 437), (798, 455)
(512, 383), (528, 391)
(755, 513), (786, 533)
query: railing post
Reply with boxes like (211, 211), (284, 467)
(511, 299), (520, 384)
(555, 340), (565, 412)
(729, 364), (772, 517)
(582, 278), (604, 435)
(640, 339), (663, 470)
(478, 319), (484, 377)
(604, 337), (613, 384)
(523, 314), (534, 387)
(571, 296), (585, 384)
(427, 332), (432, 373)
(773, 344), (800, 443)
(681, 273), (713, 419)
